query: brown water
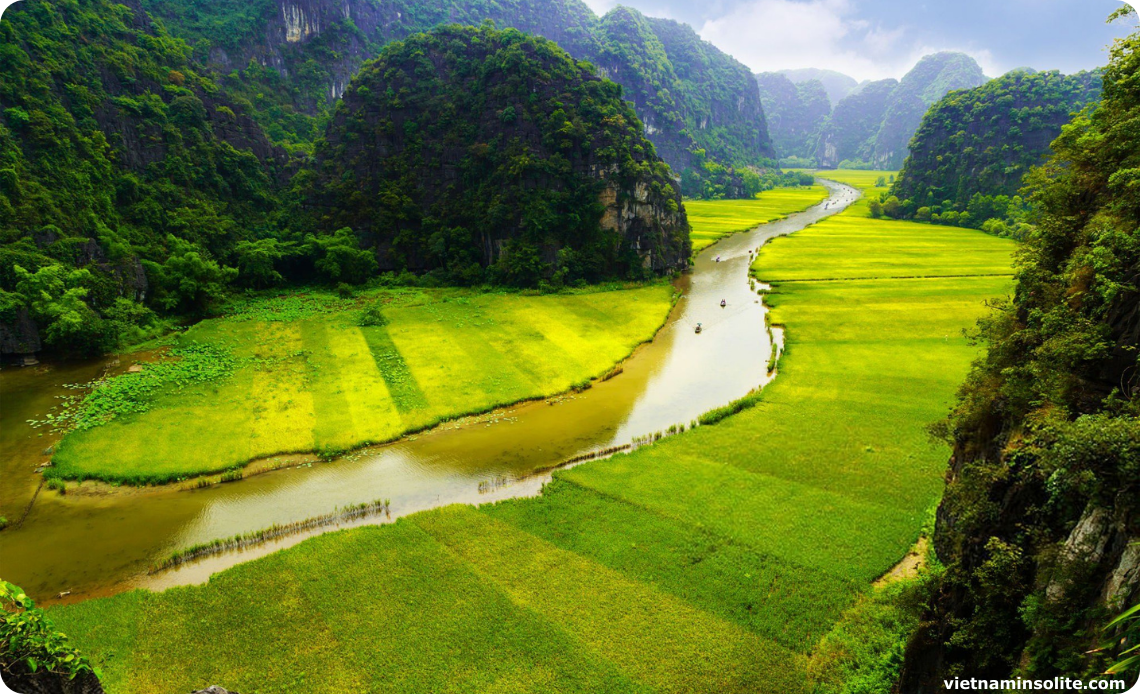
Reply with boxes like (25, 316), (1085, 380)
(0, 181), (857, 603)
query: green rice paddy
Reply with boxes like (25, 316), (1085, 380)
(686, 186), (829, 253)
(50, 285), (676, 482)
(48, 175), (1015, 692)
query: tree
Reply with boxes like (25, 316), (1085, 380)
(144, 237), (238, 316)
(304, 228), (378, 285)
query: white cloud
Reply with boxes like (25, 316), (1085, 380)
(697, 0), (997, 81)
(579, 0), (619, 16)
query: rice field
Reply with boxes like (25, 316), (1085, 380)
(48, 174), (1015, 692)
(686, 186), (829, 253)
(50, 285), (676, 482)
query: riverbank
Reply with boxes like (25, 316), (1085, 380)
(45, 177), (1014, 692)
(687, 185), (829, 253)
(40, 284), (676, 484)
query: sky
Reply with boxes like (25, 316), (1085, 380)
(579, 0), (1138, 81)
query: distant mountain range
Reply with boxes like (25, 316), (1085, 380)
(758, 53), (990, 169)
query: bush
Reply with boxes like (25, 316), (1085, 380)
(0, 580), (97, 680)
(357, 304), (388, 327)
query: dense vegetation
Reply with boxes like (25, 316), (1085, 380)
(0, 0), (288, 357)
(0, 5), (696, 361)
(898, 15), (1139, 685)
(809, 53), (988, 169)
(870, 52), (988, 169)
(1, 580), (101, 691)
(755, 73), (830, 160)
(139, 0), (776, 194)
(301, 23), (688, 287)
(888, 69), (1102, 236)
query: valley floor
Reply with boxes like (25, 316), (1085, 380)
(49, 175), (1014, 693)
(686, 185), (829, 253)
(49, 285), (675, 483)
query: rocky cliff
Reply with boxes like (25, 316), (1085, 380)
(304, 23), (689, 286)
(813, 78), (898, 168)
(755, 72), (830, 159)
(869, 52), (987, 169)
(896, 25), (1139, 686)
(140, 0), (774, 187)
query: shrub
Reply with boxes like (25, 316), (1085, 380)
(0, 580), (97, 680)
(358, 304), (388, 327)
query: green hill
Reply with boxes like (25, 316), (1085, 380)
(888, 69), (1101, 234)
(302, 23), (690, 286)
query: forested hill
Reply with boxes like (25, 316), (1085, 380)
(889, 69), (1102, 229)
(869, 51), (988, 168)
(754, 72), (830, 160)
(302, 23), (690, 287)
(812, 78), (897, 168)
(813, 52), (987, 168)
(777, 67), (859, 106)
(0, 0), (287, 356)
(137, 0), (775, 193)
(0, 1), (690, 360)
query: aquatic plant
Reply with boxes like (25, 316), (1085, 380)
(149, 499), (392, 573)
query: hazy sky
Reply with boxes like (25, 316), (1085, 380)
(581, 0), (1137, 81)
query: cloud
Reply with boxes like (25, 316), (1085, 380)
(579, 0), (619, 16)
(697, 0), (994, 81)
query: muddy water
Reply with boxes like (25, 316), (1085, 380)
(0, 181), (857, 602)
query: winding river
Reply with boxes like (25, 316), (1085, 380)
(0, 180), (858, 603)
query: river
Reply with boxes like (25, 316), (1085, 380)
(0, 180), (858, 603)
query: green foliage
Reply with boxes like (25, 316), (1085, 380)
(61, 344), (236, 434)
(1104, 600), (1140, 676)
(924, 23), (1140, 679)
(303, 24), (686, 287)
(356, 303), (388, 327)
(304, 228), (377, 285)
(891, 69), (1102, 232)
(0, 0), (286, 354)
(1, 580), (95, 680)
(144, 237), (239, 316)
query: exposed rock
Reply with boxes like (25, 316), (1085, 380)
(0, 308), (42, 357)
(0, 662), (104, 694)
(191, 687), (238, 694)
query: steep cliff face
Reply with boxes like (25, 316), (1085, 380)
(141, 0), (774, 186)
(870, 52), (987, 169)
(898, 25), (1139, 687)
(304, 24), (689, 286)
(813, 78), (897, 168)
(792, 53), (985, 169)
(755, 72), (830, 159)
(892, 69), (1102, 209)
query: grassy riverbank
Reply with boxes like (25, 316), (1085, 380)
(49, 176), (1014, 692)
(49, 285), (675, 483)
(687, 185), (829, 253)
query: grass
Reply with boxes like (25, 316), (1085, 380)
(49, 284), (676, 483)
(48, 172), (1015, 692)
(686, 185), (829, 253)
